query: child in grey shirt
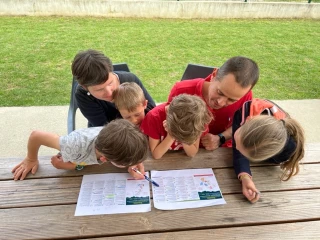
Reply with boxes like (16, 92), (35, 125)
(12, 119), (148, 180)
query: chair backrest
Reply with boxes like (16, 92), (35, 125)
(67, 63), (130, 134)
(181, 63), (215, 81)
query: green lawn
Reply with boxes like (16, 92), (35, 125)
(0, 17), (319, 106)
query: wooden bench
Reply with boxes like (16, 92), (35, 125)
(0, 143), (319, 240)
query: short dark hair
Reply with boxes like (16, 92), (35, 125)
(95, 119), (148, 166)
(216, 56), (259, 89)
(71, 49), (113, 87)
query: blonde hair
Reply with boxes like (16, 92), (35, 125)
(112, 82), (146, 112)
(166, 94), (213, 145)
(95, 119), (148, 166)
(239, 115), (305, 181)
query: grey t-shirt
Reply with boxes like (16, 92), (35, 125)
(59, 127), (103, 166)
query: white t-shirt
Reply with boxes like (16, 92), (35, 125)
(59, 127), (103, 166)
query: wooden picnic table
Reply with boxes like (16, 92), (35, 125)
(0, 143), (319, 240)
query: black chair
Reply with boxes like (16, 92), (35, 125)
(181, 63), (215, 80)
(67, 63), (130, 134)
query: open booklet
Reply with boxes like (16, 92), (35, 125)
(151, 168), (226, 210)
(75, 173), (151, 216)
(75, 168), (225, 216)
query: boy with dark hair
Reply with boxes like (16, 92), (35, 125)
(72, 49), (156, 127)
(12, 119), (148, 180)
(72, 49), (114, 87)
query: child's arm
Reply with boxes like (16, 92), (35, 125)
(149, 135), (175, 159)
(12, 130), (61, 180)
(51, 154), (77, 170)
(148, 119), (175, 159)
(240, 174), (260, 203)
(182, 137), (201, 157)
(233, 142), (261, 203)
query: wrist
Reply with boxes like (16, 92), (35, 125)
(166, 133), (175, 142)
(217, 133), (226, 146)
(75, 165), (84, 171)
(26, 155), (38, 162)
(239, 174), (252, 182)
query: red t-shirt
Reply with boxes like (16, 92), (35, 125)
(167, 74), (253, 136)
(140, 103), (208, 150)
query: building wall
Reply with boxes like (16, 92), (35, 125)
(0, 0), (319, 19)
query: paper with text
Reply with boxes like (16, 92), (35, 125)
(75, 173), (151, 216)
(151, 168), (226, 210)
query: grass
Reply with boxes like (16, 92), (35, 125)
(0, 17), (319, 106)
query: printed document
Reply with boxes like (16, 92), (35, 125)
(75, 173), (151, 216)
(151, 168), (226, 210)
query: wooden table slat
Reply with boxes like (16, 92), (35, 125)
(1, 164), (319, 209)
(1, 190), (319, 240)
(1, 143), (319, 180)
(1, 142), (319, 240)
(81, 221), (320, 240)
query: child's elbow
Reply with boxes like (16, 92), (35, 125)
(186, 152), (197, 158)
(29, 130), (42, 139)
(151, 152), (163, 160)
(185, 148), (199, 158)
(152, 154), (162, 160)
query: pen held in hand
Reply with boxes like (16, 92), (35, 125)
(132, 168), (160, 187)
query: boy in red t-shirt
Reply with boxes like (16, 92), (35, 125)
(140, 94), (212, 159)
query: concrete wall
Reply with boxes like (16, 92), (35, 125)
(0, 0), (319, 19)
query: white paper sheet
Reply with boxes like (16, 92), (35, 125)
(151, 168), (226, 210)
(75, 173), (151, 216)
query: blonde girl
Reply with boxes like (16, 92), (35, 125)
(232, 99), (305, 203)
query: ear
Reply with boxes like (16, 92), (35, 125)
(210, 68), (219, 82)
(165, 105), (169, 113)
(143, 100), (148, 109)
(210, 76), (216, 82)
(99, 156), (107, 163)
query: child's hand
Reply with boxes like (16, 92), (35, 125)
(163, 120), (168, 132)
(12, 157), (39, 181)
(51, 154), (76, 170)
(163, 120), (176, 141)
(128, 163), (145, 180)
(51, 154), (65, 169)
(241, 177), (260, 203)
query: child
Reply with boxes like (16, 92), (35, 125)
(112, 82), (148, 126)
(140, 94), (213, 159)
(12, 119), (148, 181)
(232, 98), (305, 203)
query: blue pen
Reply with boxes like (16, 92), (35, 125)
(132, 168), (160, 187)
